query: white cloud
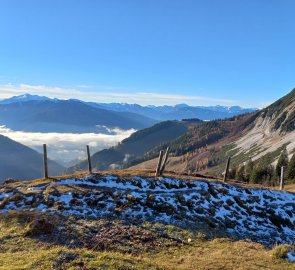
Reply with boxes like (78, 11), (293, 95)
(84, 91), (237, 106)
(0, 84), (80, 99)
(0, 83), (239, 106)
(0, 126), (135, 166)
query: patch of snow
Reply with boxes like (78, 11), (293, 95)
(287, 252), (295, 262)
(27, 184), (49, 190)
(0, 192), (12, 199)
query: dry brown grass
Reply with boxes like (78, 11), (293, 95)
(152, 239), (295, 270)
(283, 184), (295, 193)
(0, 211), (294, 270)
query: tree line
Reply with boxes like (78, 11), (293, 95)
(229, 148), (295, 186)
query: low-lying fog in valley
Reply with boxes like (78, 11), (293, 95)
(0, 126), (136, 167)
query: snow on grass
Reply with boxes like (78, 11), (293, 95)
(0, 192), (12, 199)
(52, 175), (201, 192)
(27, 184), (49, 191)
(1, 174), (295, 245)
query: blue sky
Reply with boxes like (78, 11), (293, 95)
(0, 0), (295, 107)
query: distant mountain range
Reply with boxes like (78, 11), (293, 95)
(0, 95), (157, 133)
(0, 94), (257, 134)
(0, 94), (258, 181)
(88, 102), (257, 121)
(0, 134), (64, 182)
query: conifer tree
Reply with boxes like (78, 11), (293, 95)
(245, 159), (254, 182)
(287, 153), (295, 180)
(250, 154), (275, 185)
(276, 149), (288, 177)
(228, 166), (237, 179)
(236, 164), (245, 182)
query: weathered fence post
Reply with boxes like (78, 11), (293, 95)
(86, 145), (92, 174)
(223, 157), (231, 182)
(160, 147), (170, 175)
(155, 150), (164, 177)
(280, 166), (285, 190)
(43, 144), (49, 179)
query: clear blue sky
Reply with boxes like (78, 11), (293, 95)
(0, 0), (295, 107)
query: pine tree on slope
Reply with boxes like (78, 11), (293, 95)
(287, 153), (295, 181)
(276, 149), (288, 177)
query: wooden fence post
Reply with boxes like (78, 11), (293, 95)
(86, 145), (92, 174)
(223, 157), (231, 182)
(280, 166), (285, 190)
(43, 144), (49, 179)
(155, 150), (164, 177)
(160, 147), (170, 175)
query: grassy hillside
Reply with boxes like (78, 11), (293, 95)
(1, 173), (294, 269)
(1, 173), (295, 244)
(1, 212), (294, 269)
(0, 135), (64, 182)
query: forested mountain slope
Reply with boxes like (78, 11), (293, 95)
(69, 119), (202, 172)
(0, 135), (64, 182)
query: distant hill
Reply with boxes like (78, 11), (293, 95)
(0, 135), (64, 182)
(69, 119), (202, 172)
(0, 97), (157, 133)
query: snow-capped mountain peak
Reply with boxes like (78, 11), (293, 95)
(0, 93), (51, 104)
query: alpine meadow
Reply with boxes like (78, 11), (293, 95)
(1, 1), (295, 270)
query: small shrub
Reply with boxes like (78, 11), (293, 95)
(25, 218), (54, 236)
(272, 244), (290, 260)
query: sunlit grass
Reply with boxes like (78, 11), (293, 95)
(0, 211), (294, 270)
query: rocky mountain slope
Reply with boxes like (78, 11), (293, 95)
(0, 135), (64, 182)
(233, 89), (295, 162)
(1, 173), (294, 246)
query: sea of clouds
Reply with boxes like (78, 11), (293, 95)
(0, 126), (136, 167)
